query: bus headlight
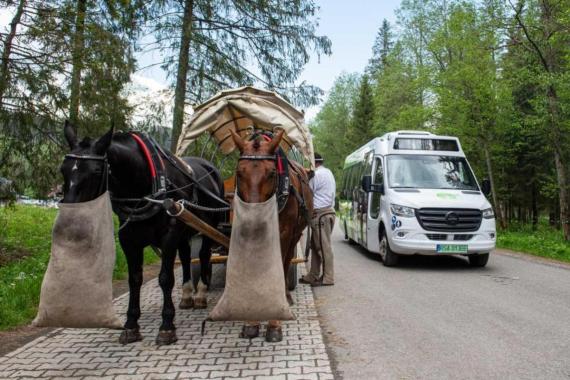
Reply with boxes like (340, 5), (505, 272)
(390, 204), (415, 217)
(482, 208), (495, 219)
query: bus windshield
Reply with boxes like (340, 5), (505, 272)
(387, 155), (479, 191)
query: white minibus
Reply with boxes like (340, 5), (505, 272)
(338, 131), (496, 267)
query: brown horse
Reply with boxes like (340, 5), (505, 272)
(230, 128), (313, 342)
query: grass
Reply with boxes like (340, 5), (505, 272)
(497, 221), (570, 263)
(0, 205), (159, 331)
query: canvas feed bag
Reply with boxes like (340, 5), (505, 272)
(33, 192), (121, 328)
(208, 194), (294, 321)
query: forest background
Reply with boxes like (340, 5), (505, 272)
(1, 0), (570, 242)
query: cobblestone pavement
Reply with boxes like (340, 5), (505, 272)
(0, 266), (334, 380)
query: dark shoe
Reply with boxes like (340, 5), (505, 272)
(299, 276), (317, 285)
(311, 280), (334, 287)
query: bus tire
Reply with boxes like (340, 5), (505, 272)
(379, 228), (399, 267)
(468, 253), (489, 267)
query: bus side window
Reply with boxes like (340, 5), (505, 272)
(345, 166), (354, 201)
(370, 157), (383, 219)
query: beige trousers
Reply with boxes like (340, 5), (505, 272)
(306, 207), (336, 284)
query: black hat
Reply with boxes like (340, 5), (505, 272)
(314, 152), (324, 163)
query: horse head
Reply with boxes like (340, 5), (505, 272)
(61, 120), (113, 203)
(230, 129), (284, 203)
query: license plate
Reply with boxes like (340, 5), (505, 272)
(436, 244), (468, 254)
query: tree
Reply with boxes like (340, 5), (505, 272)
(310, 73), (360, 179)
(367, 19), (393, 76)
(346, 74), (375, 150)
(146, 0), (332, 151)
(510, 0), (570, 239)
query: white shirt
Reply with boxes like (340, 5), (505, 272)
(310, 165), (336, 209)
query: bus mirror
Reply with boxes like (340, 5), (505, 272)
(361, 175), (372, 192)
(481, 179), (491, 196)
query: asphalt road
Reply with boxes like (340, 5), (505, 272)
(313, 226), (570, 380)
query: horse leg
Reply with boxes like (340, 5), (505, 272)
(178, 239), (194, 309)
(240, 321), (261, 339)
(118, 242), (144, 344)
(193, 237), (212, 309)
(265, 320), (283, 342)
(155, 239), (178, 345)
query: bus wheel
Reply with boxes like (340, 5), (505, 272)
(468, 253), (489, 267)
(379, 229), (399, 267)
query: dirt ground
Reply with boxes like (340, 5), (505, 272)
(0, 261), (164, 357)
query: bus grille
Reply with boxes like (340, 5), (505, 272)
(417, 208), (482, 232)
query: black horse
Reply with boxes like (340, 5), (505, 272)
(61, 121), (226, 345)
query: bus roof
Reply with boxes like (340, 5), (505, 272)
(343, 131), (465, 167)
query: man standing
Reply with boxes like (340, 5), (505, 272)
(300, 153), (336, 286)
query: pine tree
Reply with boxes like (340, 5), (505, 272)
(145, 0), (332, 151)
(367, 19), (393, 76)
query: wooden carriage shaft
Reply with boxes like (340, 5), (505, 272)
(163, 199), (230, 249)
(191, 256), (306, 265)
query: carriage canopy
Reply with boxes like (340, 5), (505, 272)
(176, 86), (315, 168)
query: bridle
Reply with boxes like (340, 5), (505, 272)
(236, 153), (286, 208)
(64, 153), (109, 198)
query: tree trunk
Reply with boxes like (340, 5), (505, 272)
(483, 143), (505, 229)
(0, 0), (27, 106)
(170, 0), (194, 152)
(531, 183), (538, 230)
(69, 0), (87, 127)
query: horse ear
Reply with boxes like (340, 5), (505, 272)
(64, 120), (77, 150)
(230, 129), (246, 153)
(94, 124), (114, 155)
(268, 129), (284, 153)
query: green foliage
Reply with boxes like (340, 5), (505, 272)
(0, 205), (158, 331)
(313, 0), (570, 238)
(310, 73), (360, 179)
(346, 75), (375, 151)
(498, 220), (570, 263)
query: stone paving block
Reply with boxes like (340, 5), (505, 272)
(273, 366), (303, 376)
(0, 265), (333, 380)
(240, 368), (272, 377)
(210, 370), (241, 378)
(256, 375), (287, 380)
(12, 370), (45, 378)
(147, 373), (179, 379)
(287, 374), (319, 380)
(105, 367), (137, 375)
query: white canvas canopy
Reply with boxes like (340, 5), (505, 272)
(176, 86), (315, 168)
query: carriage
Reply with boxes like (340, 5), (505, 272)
(169, 86), (316, 291)
(55, 85), (314, 344)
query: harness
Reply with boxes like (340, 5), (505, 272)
(111, 132), (168, 222)
(67, 132), (230, 226)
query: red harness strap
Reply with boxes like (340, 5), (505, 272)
(130, 133), (157, 179)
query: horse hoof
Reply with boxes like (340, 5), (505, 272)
(179, 297), (194, 309)
(193, 296), (207, 309)
(155, 330), (178, 346)
(265, 325), (283, 342)
(119, 328), (142, 345)
(239, 325), (260, 339)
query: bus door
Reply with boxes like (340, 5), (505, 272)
(357, 152), (374, 246)
(366, 156), (384, 252)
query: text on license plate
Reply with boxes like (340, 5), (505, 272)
(436, 244), (468, 254)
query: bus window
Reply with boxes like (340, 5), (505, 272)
(370, 157), (383, 219)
